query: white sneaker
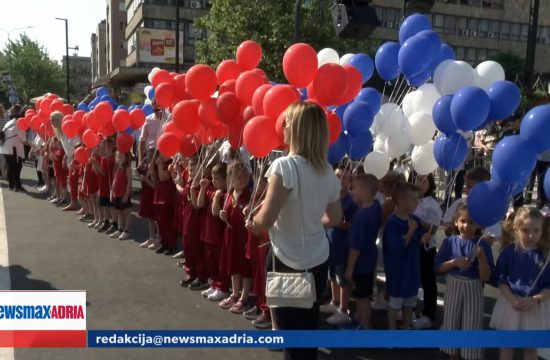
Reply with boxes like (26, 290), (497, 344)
(371, 295), (388, 310)
(148, 241), (161, 250)
(118, 231), (131, 240)
(417, 287), (424, 301)
(208, 290), (229, 301)
(109, 230), (122, 239)
(326, 309), (352, 326)
(320, 302), (339, 313)
(37, 185), (47, 193)
(172, 250), (184, 259)
(412, 315), (432, 329)
(140, 239), (153, 248)
(201, 287), (215, 297)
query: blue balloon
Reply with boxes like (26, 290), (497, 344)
(398, 34), (435, 78)
(328, 133), (349, 165)
(437, 43), (456, 63)
(101, 95), (113, 103)
(348, 53), (374, 84)
(432, 95), (457, 135)
(399, 13), (431, 44)
(375, 42), (400, 81)
(545, 168), (550, 201)
(416, 30), (442, 55)
(492, 135), (538, 183)
(123, 127), (134, 135)
(96, 87), (109, 97)
(492, 170), (529, 197)
(343, 101), (375, 137)
(333, 103), (349, 121)
(142, 104), (154, 116)
(520, 105), (550, 154)
(148, 88), (155, 100)
(355, 88), (381, 113)
(433, 133), (468, 171)
(77, 102), (88, 112)
(487, 81), (520, 121)
(407, 69), (431, 87)
(348, 131), (373, 161)
(467, 181), (509, 227)
(134, 105), (142, 110)
(89, 98), (100, 107)
(117, 105), (129, 111)
(450, 86), (490, 131)
(299, 88), (307, 101)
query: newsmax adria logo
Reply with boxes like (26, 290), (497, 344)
(0, 304), (85, 319)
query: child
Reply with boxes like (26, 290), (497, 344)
(94, 138), (116, 232)
(344, 173), (382, 329)
(435, 203), (494, 360)
(80, 149), (99, 223)
(217, 161), (253, 313)
(51, 137), (69, 206)
(490, 207), (550, 360)
(382, 182), (424, 330)
(197, 162), (230, 301)
(153, 153), (178, 254)
(109, 151), (133, 240)
(137, 157), (158, 249)
(325, 163), (358, 326)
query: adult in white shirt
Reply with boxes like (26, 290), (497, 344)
(247, 102), (342, 360)
(0, 118), (28, 191)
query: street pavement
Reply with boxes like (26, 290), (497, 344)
(0, 163), (547, 360)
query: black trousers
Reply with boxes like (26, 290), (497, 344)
(267, 250), (328, 360)
(420, 246), (437, 321)
(536, 160), (550, 209)
(4, 154), (22, 190)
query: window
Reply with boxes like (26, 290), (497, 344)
(479, 19), (489, 36)
(490, 20), (500, 37)
(456, 47), (465, 60)
(500, 21), (510, 39)
(187, 22), (204, 44)
(521, 24), (529, 41)
(511, 23), (521, 40)
(433, 14), (444, 31)
(466, 48), (476, 62)
(478, 48), (487, 61)
(444, 15), (456, 34)
(488, 49), (498, 58)
(152, 19), (167, 28)
(542, 27), (550, 45)
(468, 18), (478, 35)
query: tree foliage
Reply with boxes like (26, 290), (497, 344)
(0, 34), (65, 103)
(195, 0), (376, 82)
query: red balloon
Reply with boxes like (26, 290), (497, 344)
(102, 121), (117, 137)
(180, 135), (199, 157)
(85, 112), (103, 132)
(163, 121), (184, 141)
(327, 111), (343, 145)
(337, 65), (363, 105)
(185, 64), (217, 101)
(236, 40), (262, 71)
(216, 60), (241, 85)
(94, 102), (113, 125)
(16, 118), (29, 131)
(216, 92), (242, 125)
(72, 110), (85, 127)
(46, 94), (59, 101)
(44, 123), (54, 138)
(62, 120), (80, 138)
(250, 68), (268, 82)
(219, 79), (236, 95)
(112, 109), (131, 131)
(157, 133), (180, 157)
(194, 126), (211, 146)
(62, 115), (73, 126)
(155, 82), (175, 108)
(228, 119), (245, 149)
(30, 115), (41, 132)
(172, 100), (201, 134)
(198, 98), (221, 129)
(130, 108), (146, 129)
(243, 115), (279, 158)
(62, 103), (74, 115)
(50, 99), (64, 113)
(243, 106), (255, 122)
(82, 129), (100, 148)
(116, 133), (134, 153)
(312, 64), (348, 106)
(283, 43), (318, 87)
(263, 85), (300, 121)
(210, 123), (227, 139)
(151, 69), (174, 89)
(25, 109), (36, 117)
(251, 84), (272, 115)
(173, 73), (187, 99)
(74, 147), (89, 164)
(40, 98), (53, 115)
(235, 70), (265, 106)
(37, 109), (48, 123)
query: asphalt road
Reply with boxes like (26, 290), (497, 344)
(0, 163), (547, 360)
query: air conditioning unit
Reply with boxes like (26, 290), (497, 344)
(387, 22), (395, 28)
(461, 29), (469, 35)
(488, 32), (496, 38)
(471, 31), (477, 36)
(190, 0), (202, 9)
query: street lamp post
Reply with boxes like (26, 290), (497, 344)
(55, 17), (71, 103)
(0, 26), (34, 42)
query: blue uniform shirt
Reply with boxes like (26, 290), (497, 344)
(327, 194), (358, 266)
(434, 235), (495, 280)
(495, 245), (550, 297)
(382, 214), (424, 298)
(349, 201), (382, 274)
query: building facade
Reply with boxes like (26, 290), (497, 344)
(91, 20), (107, 85)
(62, 56), (92, 102)
(107, 0), (128, 73)
(369, 0), (550, 74)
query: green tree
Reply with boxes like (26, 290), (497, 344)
(489, 52), (525, 84)
(195, 0), (375, 82)
(0, 34), (65, 103)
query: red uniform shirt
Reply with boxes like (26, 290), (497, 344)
(98, 156), (115, 197)
(202, 186), (226, 245)
(111, 167), (128, 198)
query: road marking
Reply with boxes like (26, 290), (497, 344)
(0, 187), (15, 360)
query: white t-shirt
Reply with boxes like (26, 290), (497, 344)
(0, 119), (26, 158)
(414, 196), (443, 248)
(266, 155), (340, 270)
(442, 197), (502, 239)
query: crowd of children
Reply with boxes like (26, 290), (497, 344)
(23, 113), (550, 359)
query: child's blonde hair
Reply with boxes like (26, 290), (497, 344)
(505, 207), (549, 254)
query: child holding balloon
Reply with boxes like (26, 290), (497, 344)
(435, 203), (494, 360)
(109, 150), (133, 240)
(490, 207), (550, 360)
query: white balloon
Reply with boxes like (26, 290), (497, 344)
(380, 104), (407, 137)
(433, 60), (476, 96)
(412, 84), (441, 115)
(385, 130), (410, 158)
(475, 61), (505, 89)
(407, 112), (437, 145)
(147, 67), (161, 83)
(144, 98), (152, 105)
(339, 53), (354, 65)
(372, 103), (400, 136)
(402, 91), (418, 118)
(363, 151), (391, 179)
(373, 134), (387, 152)
(317, 48), (339, 67)
(144, 85), (153, 97)
(411, 141), (437, 175)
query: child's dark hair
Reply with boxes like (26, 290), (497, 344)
(211, 162), (227, 178)
(391, 181), (419, 205)
(452, 203), (482, 236)
(465, 167), (490, 183)
(380, 170), (406, 188)
(187, 155), (199, 165)
(353, 173), (378, 195)
(422, 174), (437, 198)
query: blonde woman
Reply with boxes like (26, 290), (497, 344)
(0, 105), (28, 192)
(246, 102), (343, 360)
